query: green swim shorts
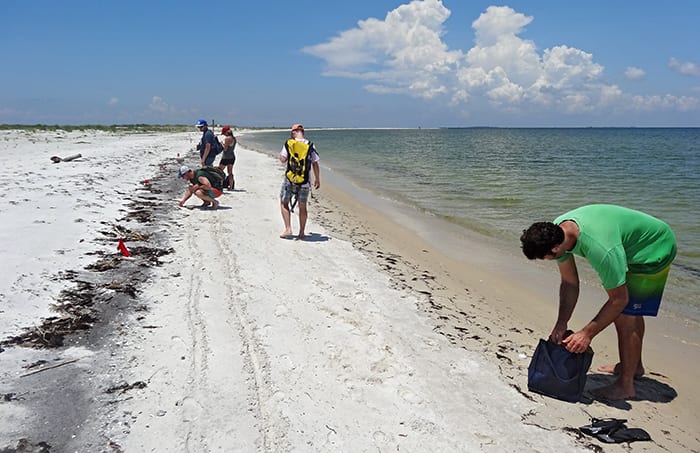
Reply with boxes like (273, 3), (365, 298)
(204, 188), (222, 199)
(623, 265), (671, 316)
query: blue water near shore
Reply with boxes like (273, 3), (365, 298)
(242, 128), (700, 321)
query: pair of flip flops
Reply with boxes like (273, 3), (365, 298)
(579, 418), (651, 443)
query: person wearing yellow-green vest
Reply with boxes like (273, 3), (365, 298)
(279, 124), (320, 240)
(520, 204), (676, 400)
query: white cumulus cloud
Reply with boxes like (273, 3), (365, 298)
(149, 96), (172, 113)
(669, 57), (700, 77)
(107, 97), (119, 105)
(304, 1), (698, 116)
(624, 67), (645, 80)
(303, 0), (462, 100)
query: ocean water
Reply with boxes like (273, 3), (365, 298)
(242, 128), (700, 320)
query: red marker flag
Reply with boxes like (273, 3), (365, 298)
(117, 238), (131, 257)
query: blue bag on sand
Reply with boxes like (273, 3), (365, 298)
(527, 338), (593, 402)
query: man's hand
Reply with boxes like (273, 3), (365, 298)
(314, 180), (320, 190)
(562, 330), (592, 353)
(549, 321), (568, 344)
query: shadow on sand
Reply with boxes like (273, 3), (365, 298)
(581, 372), (677, 410)
(298, 232), (330, 242)
(280, 232), (330, 242)
(187, 205), (234, 211)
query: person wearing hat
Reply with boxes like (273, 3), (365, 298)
(177, 165), (221, 209)
(279, 124), (320, 239)
(196, 119), (219, 167)
(218, 125), (237, 190)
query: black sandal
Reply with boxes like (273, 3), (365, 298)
(579, 418), (651, 443)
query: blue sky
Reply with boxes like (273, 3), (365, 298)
(1, 0), (699, 127)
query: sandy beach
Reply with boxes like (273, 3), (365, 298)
(1, 129), (698, 452)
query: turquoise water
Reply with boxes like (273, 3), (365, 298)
(242, 128), (700, 320)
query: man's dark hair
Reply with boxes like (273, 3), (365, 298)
(520, 222), (564, 259)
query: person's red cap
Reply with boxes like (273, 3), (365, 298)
(221, 126), (231, 134)
(291, 124), (304, 131)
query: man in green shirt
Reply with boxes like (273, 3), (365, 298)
(520, 204), (676, 400)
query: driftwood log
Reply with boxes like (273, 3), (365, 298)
(50, 153), (82, 163)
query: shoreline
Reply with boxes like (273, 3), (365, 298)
(311, 160), (700, 451)
(313, 157), (700, 333)
(238, 127), (700, 324)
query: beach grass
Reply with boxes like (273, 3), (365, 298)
(0, 124), (192, 133)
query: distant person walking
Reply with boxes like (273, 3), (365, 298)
(279, 124), (320, 239)
(196, 119), (219, 167)
(218, 125), (237, 191)
(520, 204), (677, 400)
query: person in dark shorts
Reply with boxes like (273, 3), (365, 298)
(218, 125), (237, 190)
(520, 204), (677, 400)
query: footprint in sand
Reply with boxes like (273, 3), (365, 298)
(180, 396), (205, 422)
(170, 335), (188, 353)
(312, 278), (332, 291)
(324, 342), (340, 360)
(474, 432), (495, 446)
(397, 385), (424, 404)
(270, 390), (287, 404)
(274, 304), (289, 317)
(413, 334), (442, 352)
(372, 430), (391, 446)
(448, 358), (481, 376)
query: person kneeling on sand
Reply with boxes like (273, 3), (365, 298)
(279, 124), (320, 239)
(177, 165), (221, 209)
(520, 204), (676, 400)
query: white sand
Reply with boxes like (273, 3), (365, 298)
(0, 129), (697, 452)
(0, 129), (194, 339)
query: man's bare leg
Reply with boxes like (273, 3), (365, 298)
(195, 190), (218, 209)
(597, 315), (645, 378)
(280, 201), (293, 238)
(297, 202), (308, 239)
(595, 314), (643, 400)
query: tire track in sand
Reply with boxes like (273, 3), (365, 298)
(181, 224), (213, 452)
(177, 210), (284, 452)
(212, 219), (288, 452)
